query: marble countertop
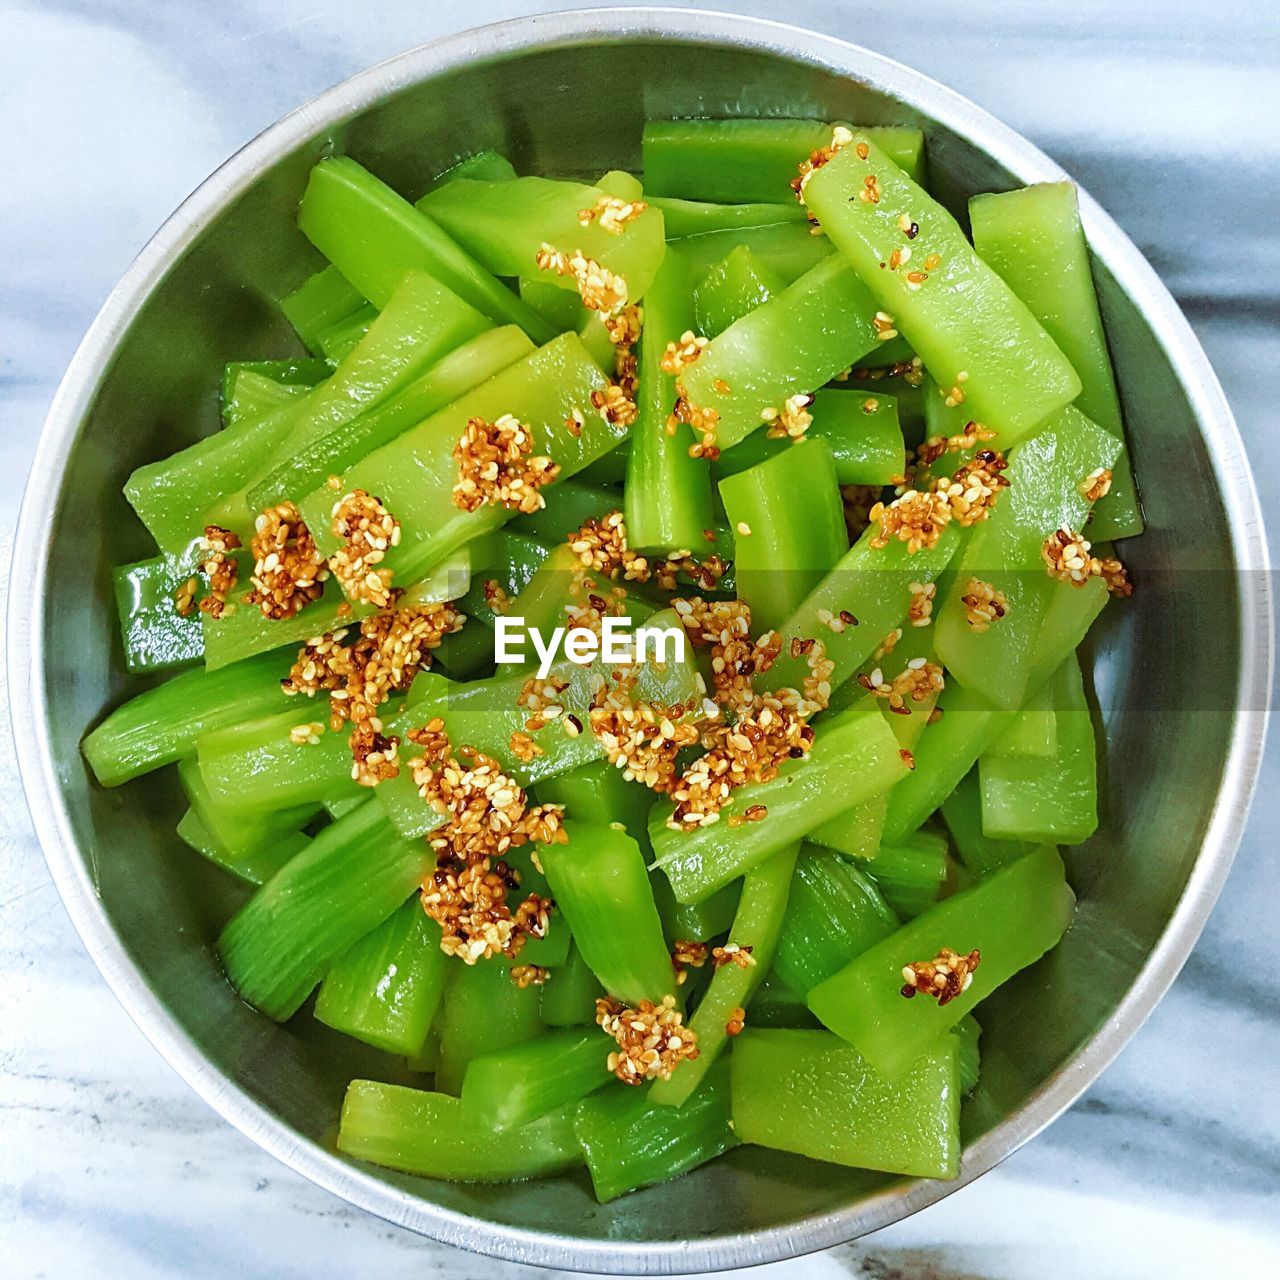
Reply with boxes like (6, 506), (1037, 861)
(2, 1), (1278, 1276)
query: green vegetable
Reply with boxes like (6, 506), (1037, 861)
(969, 182), (1142, 539)
(435, 955), (546, 1095)
(867, 829), (951, 920)
(730, 1028), (960, 1178)
(315, 899), (449, 1056)
(540, 943), (605, 1027)
(280, 265), (367, 355)
(772, 843), (899, 995)
(221, 366), (316, 428)
(315, 303), (376, 362)
(676, 221), (832, 286)
(428, 149), (518, 188)
(642, 120), (926, 201)
(651, 702), (909, 903)
(953, 1015), (982, 1095)
(803, 134), (1082, 444)
(939, 769), (1034, 878)
(807, 845), (1074, 1076)
(985, 676), (1057, 759)
(747, 971), (820, 1029)
(677, 255), (883, 450)
(979, 656), (1097, 844)
(715, 387), (905, 487)
(650, 842), (798, 1106)
(573, 1061), (738, 1202)
(538, 820), (674, 1005)
(462, 1028), (610, 1129)
(625, 245), (716, 552)
(719, 436), (848, 632)
(112, 554), (203, 673)
(692, 244), (785, 338)
(653, 196), (805, 239)
(217, 802), (431, 1021)
(339, 1082), (580, 1181)
(418, 175), (666, 301)
(82, 650), (295, 787)
(176, 809), (308, 886)
(298, 156), (554, 341)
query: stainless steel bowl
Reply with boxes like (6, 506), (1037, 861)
(10, 7), (1272, 1271)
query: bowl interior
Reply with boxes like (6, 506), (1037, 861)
(30, 18), (1256, 1271)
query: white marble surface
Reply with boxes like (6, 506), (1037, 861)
(2, 1), (1279, 1276)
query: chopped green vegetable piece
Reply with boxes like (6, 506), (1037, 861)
(772, 843), (899, 995)
(221, 368), (312, 428)
(315, 302), (377, 362)
(538, 820), (675, 1005)
(653, 876), (740, 946)
(985, 677), (1058, 759)
(175, 809), (308, 886)
(652, 196), (805, 238)
(677, 255), (883, 450)
(535, 760), (654, 834)
(970, 182), (1142, 539)
(807, 845), (1074, 1076)
(693, 244), (785, 338)
(651, 702), (909, 903)
(867, 829), (950, 921)
(715, 387), (905, 487)
(177, 754), (316, 862)
(462, 1028), (610, 1130)
(642, 120), (925, 201)
(435, 955), (546, 1095)
(939, 769), (1034, 878)
(573, 1061), (738, 1202)
(804, 135), (1082, 444)
(298, 156), (554, 341)
(298, 332), (620, 587)
(249, 325), (534, 512)
(112, 554), (203, 673)
(979, 656), (1098, 844)
(748, 971), (821, 1028)
(82, 650), (295, 787)
(625, 245), (716, 553)
(418, 176), (666, 301)
(315, 899), (449, 1056)
(719, 436), (848, 631)
(339, 1081), (579, 1181)
(676, 221), (833, 285)
(953, 1015), (982, 1095)
(218, 802), (431, 1021)
(428, 149), (518, 188)
(933, 405), (1121, 710)
(651, 843), (798, 1106)
(431, 616), (495, 680)
(280, 264), (367, 355)
(458, 530), (550, 629)
(730, 1028), (960, 1178)
(540, 943), (605, 1027)
(519, 277), (589, 333)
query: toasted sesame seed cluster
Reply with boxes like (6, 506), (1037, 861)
(762, 393), (814, 441)
(659, 330), (708, 377)
(196, 525), (242, 619)
(534, 243), (629, 315)
(595, 994), (699, 1084)
(900, 948), (982, 1006)
(961, 577), (1009, 632)
(328, 489), (401, 608)
(859, 657), (946, 714)
(671, 383), (722, 460)
(1042, 529), (1132, 596)
(588, 676), (702, 791)
(246, 501), (329, 620)
(453, 414), (560, 515)
(577, 194), (648, 235)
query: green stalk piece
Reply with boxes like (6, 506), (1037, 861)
(417, 176), (666, 301)
(432, 616), (495, 680)
(519, 277), (588, 333)
(82, 649), (296, 787)
(462, 1028), (610, 1130)
(719, 436), (849, 633)
(979, 656), (1098, 844)
(867, 829), (951, 921)
(642, 120), (926, 200)
(939, 769), (1034, 878)
(573, 1061), (738, 1202)
(280, 265), (367, 355)
(676, 222), (832, 286)
(932, 404), (1121, 711)
(807, 845), (1074, 1076)
(314, 899), (449, 1056)
(677, 255), (884, 450)
(458, 530), (552, 629)
(222, 356), (329, 399)
(730, 1028), (960, 1178)
(221, 368), (314, 428)
(625, 245), (716, 553)
(534, 759), (655, 835)
(298, 332), (621, 586)
(953, 1015), (982, 1095)
(538, 820), (675, 1005)
(314, 303), (377, 362)
(540, 943), (605, 1027)
(985, 676), (1057, 759)
(249, 326), (534, 511)
(772, 843), (899, 995)
(803, 135), (1082, 444)
(747, 971), (821, 1029)
(113, 554), (203, 672)
(427, 149), (518, 189)
(650, 843), (798, 1107)
(693, 244), (785, 338)
(217, 802), (432, 1021)
(176, 809), (309, 886)
(339, 1082), (580, 1181)
(885, 575), (1109, 842)
(297, 156), (554, 341)
(653, 876), (740, 945)
(650, 702), (909, 904)
(969, 182), (1142, 540)
(652, 196), (806, 238)
(434, 955), (547, 1095)
(715, 388), (905, 487)
(177, 755), (316, 863)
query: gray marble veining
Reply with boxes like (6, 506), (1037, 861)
(2, 1), (1278, 1276)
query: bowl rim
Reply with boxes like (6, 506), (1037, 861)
(9, 6), (1273, 1272)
